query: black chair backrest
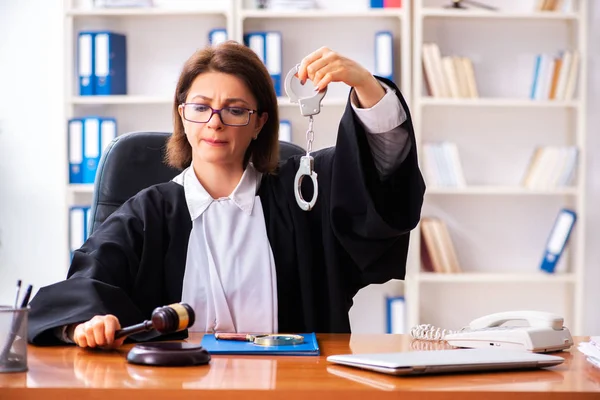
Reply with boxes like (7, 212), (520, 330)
(89, 131), (305, 234)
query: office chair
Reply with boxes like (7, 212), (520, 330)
(89, 131), (305, 234)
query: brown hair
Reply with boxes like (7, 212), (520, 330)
(166, 41), (279, 173)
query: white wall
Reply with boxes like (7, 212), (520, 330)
(0, 0), (67, 302)
(0, 0), (598, 334)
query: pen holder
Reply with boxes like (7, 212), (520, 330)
(0, 305), (29, 373)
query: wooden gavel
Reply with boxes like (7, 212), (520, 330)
(115, 303), (195, 339)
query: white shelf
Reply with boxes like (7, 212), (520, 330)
(419, 97), (579, 108)
(70, 95), (172, 105)
(69, 96), (348, 107)
(426, 186), (579, 196)
(241, 9), (404, 19)
(68, 184), (94, 194)
(421, 8), (579, 20)
(66, 8), (228, 17)
(416, 272), (576, 283)
(410, 0), (588, 335)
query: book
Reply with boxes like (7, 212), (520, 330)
(420, 217), (462, 273)
(200, 333), (320, 356)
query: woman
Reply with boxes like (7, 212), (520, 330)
(28, 41), (424, 348)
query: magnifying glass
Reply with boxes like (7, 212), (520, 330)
(214, 333), (304, 346)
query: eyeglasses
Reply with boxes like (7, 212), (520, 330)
(180, 103), (257, 126)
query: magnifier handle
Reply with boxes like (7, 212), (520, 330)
(214, 333), (262, 342)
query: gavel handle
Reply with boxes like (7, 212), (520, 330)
(114, 320), (153, 339)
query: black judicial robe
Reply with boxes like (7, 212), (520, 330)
(28, 78), (425, 345)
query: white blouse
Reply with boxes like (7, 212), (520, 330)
(175, 82), (407, 334)
(175, 165), (278, 333)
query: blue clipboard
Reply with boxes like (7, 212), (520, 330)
(200, 333), (320, 356)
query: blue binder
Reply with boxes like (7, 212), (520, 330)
(94, 32), (127, 95)
(82, 117), (101, 183)
(78, 32), (95, 95)
(82, 117), (117, 184)
(375, 31), (394, 82)
(82, 117), (100, 184)
(209, 28), (228, 45)
(200, 333), (320, 356)
(100, 118), (117, 156)
(244, 31), (282, 96)
(68, 119), (84, 184)
(279, 119), (292, 142)
(539, 208), (577, 273)
(386, 296), (405, 334)
(69, 206), (90, 256)
(370, 0), (384, 7)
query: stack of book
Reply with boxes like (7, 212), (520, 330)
(521, 146), (578, 189)
(420, 218), (462, 274)
(530, 51), (580, 101)
(421, 142), (466, 188)
(422, 43), (478, 99)
(534, 0), (573, 12)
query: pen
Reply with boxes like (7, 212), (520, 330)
(19, 285), (32, 308)
(13, 280), (22, 309)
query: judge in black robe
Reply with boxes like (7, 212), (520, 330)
(27, 49), (425, 346)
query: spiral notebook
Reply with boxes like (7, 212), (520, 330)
(200, 333), (320, 356)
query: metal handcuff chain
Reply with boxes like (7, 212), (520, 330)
(284, 63), (327, 211)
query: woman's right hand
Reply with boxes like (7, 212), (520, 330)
(70, 315), (126, 349)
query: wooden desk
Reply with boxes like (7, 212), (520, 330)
(1, 334), (599, 399)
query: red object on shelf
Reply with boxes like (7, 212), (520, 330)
(384, 0), (401, 7)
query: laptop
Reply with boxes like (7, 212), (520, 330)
(326, 348), (564, 376)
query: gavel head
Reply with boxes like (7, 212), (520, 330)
(150, 303), (195, 334)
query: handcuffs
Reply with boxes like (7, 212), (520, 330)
(214, 332), (304, 346)
(284, 64), (327, 211)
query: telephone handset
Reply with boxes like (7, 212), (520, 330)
(410, 310), (574, 353)
(467, 310), (564, 331)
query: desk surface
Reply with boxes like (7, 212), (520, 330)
(1, 334), (599, 400)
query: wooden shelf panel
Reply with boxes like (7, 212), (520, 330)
(419, 98), (580, 108)
(241, 9), (404, 19)
(414, 272), (576, 283)
(68, 184), (94, 194)
(66, 8), (228, 17)
(69, 96), (348, 107)
(70, 95), (172, 105)
(421, 8), (579, 21)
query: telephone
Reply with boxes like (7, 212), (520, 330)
(411, 311), (574, 353)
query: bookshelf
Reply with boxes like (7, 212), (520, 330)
(64, 0), (236, 196)
(62, 0), (410, 333)
(409, 0), (587, 334)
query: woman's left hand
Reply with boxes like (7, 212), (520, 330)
(297, 47), (385, 108)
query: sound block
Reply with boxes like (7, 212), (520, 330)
(126, 342), (211, 366)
